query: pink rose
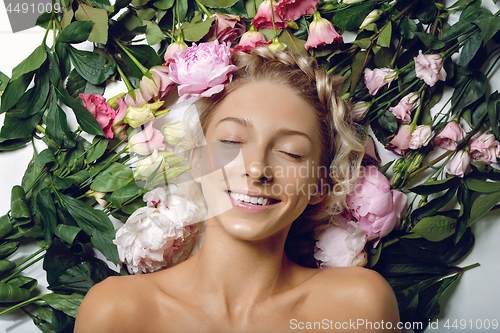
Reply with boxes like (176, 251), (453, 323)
(80, 93), (116, 139)
(210, 13), (246, 45)
(445, 150), (471, 178)
(386, 124), (412, 155)
(470, 133), (500, 163)
(364, 68), (398, 95)
(164, 39), (189, 63)
(414, 50), (447, 87)
(409, 125), (432, 149)
(127, 121), (166, 155)
(304, 12), (343, 50)
(346, 165), (408, 244)
(251, 0), (287, 30)
(433, 121), (466, 151)
(314, 219), (367, 268)
(112, 97), (129, 140)
(275, 0), (318, 22)
(389, 92), (420, 124)
(168, 40), (237, 101)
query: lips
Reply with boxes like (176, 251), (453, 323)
(225, 190), (280, 205)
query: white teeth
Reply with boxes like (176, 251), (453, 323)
(228, 192), (273, 206)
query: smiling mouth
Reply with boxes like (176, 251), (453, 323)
(225, 191), (281, 206)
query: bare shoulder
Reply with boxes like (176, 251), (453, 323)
(306, 267), (401, 332)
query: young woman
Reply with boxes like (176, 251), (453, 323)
(75, 47), (401, 332)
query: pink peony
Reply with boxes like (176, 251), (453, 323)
(210, 13), (246, 45)
(251, 0), (287, 30)
(386, 124), (412, 155)
(469, 133), (500, 163)
(409, 125), (432, 150)
(445, 150), (471, 178)
(274, 0), (318, 22)
(80, 93), (116, 139)
(389, 92), (420, 124)
(112, 97), (129, 140)
(414, 50), (447, 87)
(304, 12), (343, 50)
(433, 121), (466, 151)
(364, 68), (397, 95)
(127, 121), (166, 155)
(168, 40), (237, 101)
(114, 188), (201, 274)
(314, 219), (367, 268)
(346, 165), (407, 244)
(164, 39), (189, 63)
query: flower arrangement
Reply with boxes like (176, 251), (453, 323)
(1, 0), (500, 332)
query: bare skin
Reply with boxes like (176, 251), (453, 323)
(75, 82), (401, 333)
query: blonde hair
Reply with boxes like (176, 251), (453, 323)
(181, 47), (364, 266)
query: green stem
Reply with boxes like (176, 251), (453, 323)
(0, 295), (44, 316)
(195, 0), (212, 17)
(407, 150), (453, 180)
(113, 37), (152, 79)
(459, 262), (480, 272)
(1, 252), (46, 283)
(176, 0), (184, 39)
(116, 64), (134, 96)
(270, 0), (278, 38)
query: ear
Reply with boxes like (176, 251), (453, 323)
(309, 179), (328, 205)
(189, 146), (203, 183)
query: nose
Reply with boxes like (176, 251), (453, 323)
(243, 146), (273, 184)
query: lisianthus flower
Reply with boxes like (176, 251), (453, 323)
(352, 101), (370, 121)
(162, 120), (184, 145)
(164, 38), (189, 63)
(409, 125), (432, 150)
(469, 133), (500, 163)
(414, 50), (447, 87)
(362, 135), (381, 165)
(314, 218), (367, 268)
(360, 9), (381, 30)
(386, 124), (412, 156)
(124, 101), (163, 128)
(124, 88), (149, 108)
(251, 0), (287, 30)
(304, 11), (343, 50)
(80, 93), (116, 139)
(274, 0), (318, 22)
(112, 97), (129, 140)
(168, 40), (237, 101)
(127, 121), (166, 155)
(364, 68), (398, 95)
(233, 26), (270, 53)
(209, 13), (246, 45)
(134, 149), (169, 181)
(445, 150), (471, 178)
(389, 92), (420, 124)
(433, 121), (466, 151)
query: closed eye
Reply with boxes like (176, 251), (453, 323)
(220, 140), (242, 144)
(282, 152), (303, 160)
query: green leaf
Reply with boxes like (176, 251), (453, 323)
(57, 193), (118, 264)
(197, 0), (239, 7)
(66, 45), (115, 85)
(452, 71), (487, 113)
(279, 29), (308, 56)
(180, 16), (215, 42)
(454, 182), (470, 243)
(86, 137), (109, 163)
(66, 69), (105, 100)
(109, 182), (143, 208)
(0, 72), (34, 114)
(54, 225), (82, 245)
(409, 177), (460, 195)
(55, 42), (71, 80)
(37, 149), (57, 170)
(11, 45), (47, 82)
(413, 32), (446, 50)
(458, 30), (482, 67)
(10, 185), (31, 224)
(122, 45), (162, 71)
(377, 22), (392, 48)
(0, 242), (18, 259)
(400, 17), (418, 39)
(0, 71), (9, 92)
(474, 15), (500, 44)
(36, 188), (58, 246)
(0, 282), (31, 302)
(143, 20), (166, 45)
(42, 293), (84, 318)
(153, 0), (174, 9)
(419, 273), (461, 318)
(332, 2), (375, 31)
(468, 191), (500, 225)
(75, 4), (109, 44)
(411, 215), (456, 241)
(14, 64), (50, 118)
(90, 162), (134, 192)
(465, 178), (500, 193)
(45, 92), (77, 149)
(351, 50), (370, 94)
(0, 214), (14, 240)
(57, 21), (93, 43)
(0, 259), (16, 274)
(488, 91), (500, 139)
(411, 185), (458, 222)
(378, 110), (398, 133)
(0, 110), (43, 142)
(67, 170), (91, 185)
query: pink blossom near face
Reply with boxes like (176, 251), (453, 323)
(445, 150), (471, 178)
(386, 124), (412, 155)
(433, 121), (466, 151)
(364, 68), (397, 95)
(164, 40), (189, 63)
(304, 16), (343, 50)
(409, 125), (432, 150)
(168, 40), (237, 101)
(314, 219), (367, 268)
(274, 0), (318, 22)
(251, 0), (287, 30)
(414, 50), (447, 87)
(238, 29), (268, 48)
(112, 97), (129, 140)
(346, 165), (407, 244)
(127, 120), (166, 155)
(79, 93), (116, 139)
(389, 92), (420, 124)
(210, 13), (246, 45)
(469, 133), (500, 163)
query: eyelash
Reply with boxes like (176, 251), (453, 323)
(219, 140), (303, 160)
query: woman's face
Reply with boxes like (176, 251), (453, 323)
(191, 81), (325, 241)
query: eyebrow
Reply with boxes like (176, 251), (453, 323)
(216, 116), (312, 142)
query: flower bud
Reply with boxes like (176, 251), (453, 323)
(409, 125), (432, 150)
(268, 37), (288, 52)
(124, 105), (155, 128)
(87, 190), (108, 207)
(134, 149), (168, 181)
(165, 165), (191, 179)
(164, 38), (189, 62)
(360, 9), (381, 30)
(162, 121), (185, 145)
(352, 102), (370, 120)
(107, 92), (127, 110)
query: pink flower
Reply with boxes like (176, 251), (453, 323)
(352, 101), (369, 120)
(125, 88), (149, 108)
(164, 39), (188, 63)
(409, 125), (432, 150)
(112, 97), (129, 140)
(389, 92), (420, 124)
(433, 121), (466, 151)
(470, 133), (500, 163)
(364, 68), (397, 95)
(314, 219), (367, 268)
(210, 13), (246, 45)
(362, 135), (381, 165)
(238, 27), (269, 47)
(251, 0), (287, 30)
(114, 188), (201, 274)
(304, 12), (343, 50)
(168, 40), (237, 101)
(445, 150), (471, 178)
(79, 93), (116, 139)
(346, 165), (408, 244)
(386, 124), (412, 155)
(127, 121), (166, 155)
(414, 50), (447, 87)
(275, 0), (318, 22)
(150, 66), (175, 101)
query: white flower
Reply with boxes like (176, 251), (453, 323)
(162, 120), (185, 145)
(134, 149), (169, 181)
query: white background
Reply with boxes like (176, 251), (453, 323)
(0, 0), (499, 332)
